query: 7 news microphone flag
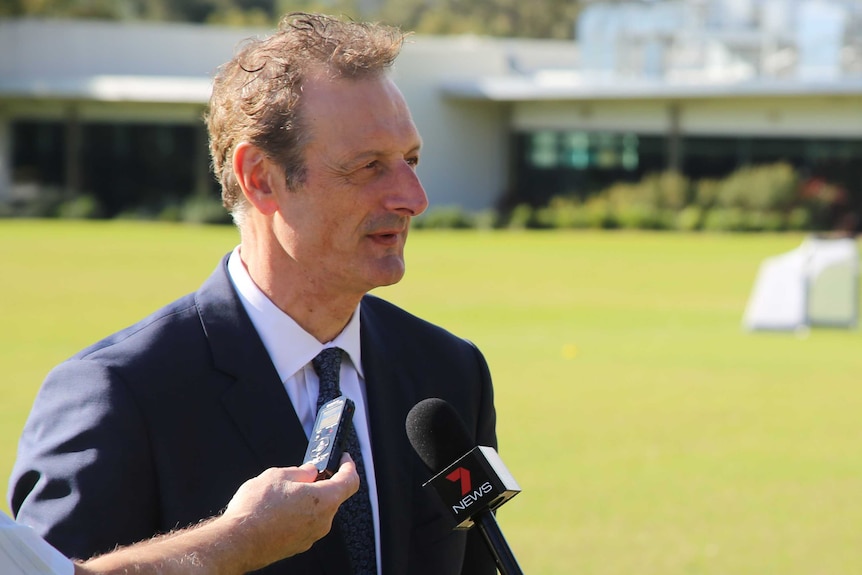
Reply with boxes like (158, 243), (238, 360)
(406, 398), (524, 575)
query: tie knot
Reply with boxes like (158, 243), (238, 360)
(312, 347), (343, 376)
(313, 347), (343, 407)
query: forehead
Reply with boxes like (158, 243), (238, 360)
(300, 72), (421, 155)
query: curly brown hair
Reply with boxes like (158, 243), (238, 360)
(205, 12), (406, 225)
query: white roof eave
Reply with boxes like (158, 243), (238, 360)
(0, 75), (213, 104)
(441, 73), (862, 101)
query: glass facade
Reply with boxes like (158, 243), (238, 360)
(683, 135), (862, 186)
(514, 130), (667, 205)
(517, 130), (862, 216)
(11, 121), (65, 188)
(11, 120), (213, 216)
(683, 135), (862, 221)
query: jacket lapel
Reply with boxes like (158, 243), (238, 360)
(195, 256), (353, 574)
(196, 256), (307, 467)
(361, 296), (420, 575)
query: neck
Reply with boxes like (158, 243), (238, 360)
(239, 238), (361, 344)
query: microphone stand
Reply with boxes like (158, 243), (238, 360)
(475, 510), (524, 575)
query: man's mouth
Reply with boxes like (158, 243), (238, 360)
(369, 230), (402, 244)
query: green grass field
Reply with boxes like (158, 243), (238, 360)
(2, 220), (861, 574)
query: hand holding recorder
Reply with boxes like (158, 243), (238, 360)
(70, 458), (359, 575)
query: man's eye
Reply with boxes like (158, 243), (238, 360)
(364, 161), (379, 170)
(406, 157), (419, 167)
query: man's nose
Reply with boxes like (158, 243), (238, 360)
(388, 162), (428, 217)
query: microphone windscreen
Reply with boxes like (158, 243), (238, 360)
(406, 398), (473, 474)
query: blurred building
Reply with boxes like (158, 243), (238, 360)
(437, 0), (862, 212)
(1, 0), (860, 219)
(0, 19), (253, 216)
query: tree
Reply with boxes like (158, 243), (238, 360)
(380, 0), (583, 39)
(0, 0), (586, 39)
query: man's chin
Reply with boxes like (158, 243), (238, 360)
(368, 258), (406, 289)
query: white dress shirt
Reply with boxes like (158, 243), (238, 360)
(227, 247), (381, 574)
(0, 512), (73, 575)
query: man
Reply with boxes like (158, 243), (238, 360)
(9, 12), (497, 575)
(3, 459), (358, 575)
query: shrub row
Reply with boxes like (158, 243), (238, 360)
(413, 202), (815, 233)
(415, 162), (840, 232)
(0, 192), (232, 225)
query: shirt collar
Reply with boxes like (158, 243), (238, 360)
(226, 246), (364, 381)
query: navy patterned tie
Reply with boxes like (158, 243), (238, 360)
(313, 347), (377, 575)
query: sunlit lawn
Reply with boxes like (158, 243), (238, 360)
(2, 220), (861, 574)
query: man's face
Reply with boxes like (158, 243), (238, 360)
(272, 72), (428, 298)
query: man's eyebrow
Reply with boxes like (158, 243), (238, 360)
(347, 145), (422, 165)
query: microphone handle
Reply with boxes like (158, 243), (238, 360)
(475, 510), (524, 575)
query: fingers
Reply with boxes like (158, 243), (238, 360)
(326, 453), (360, 499)
(291, 462), (322, 483)
(226, 457), (359, 522)
(251, 464), (317, 484)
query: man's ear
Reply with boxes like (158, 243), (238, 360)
(233, 142), (283, 216)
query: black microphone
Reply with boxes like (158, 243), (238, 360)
(406, 398), (524, 575)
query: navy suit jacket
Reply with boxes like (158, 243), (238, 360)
(9, 256), (497, 575)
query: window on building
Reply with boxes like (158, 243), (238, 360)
(82, 123), (200, 215)
(11, 121), (65, 187)
(682, 136), (862, 191)
(515, 130), (667, 205)
(515, 129), (862, 213)
(529, 131), (559, 168)
(10, 119), (213, 216)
